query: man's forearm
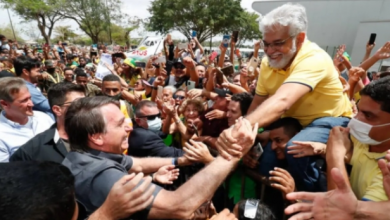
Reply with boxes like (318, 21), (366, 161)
(326, 153), (349, 191)
(171, 156), (239, 213)
(245, 95), (286, 128)
(355, 201), (390, 220)
(130, 157), (173, 174)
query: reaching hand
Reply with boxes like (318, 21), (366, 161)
(348, 67), (366, 82)
(187, 89), (203, 100)
(378, 150), (390, 198)
(287, 141), (326, 158)
(205, 109), (226, 120)
(327, 126), (352, 162)
(242, 152), (259, 169)
(216, 117), (259, 160)
(285, 168), (357, 220)
(339, 76), (350, 93)
(96, 173), (155, 220)
(269, 167), (295, 198)
(153, 165), (180, 185)
(366, 41), (375, 53)
(153, 76), (165, 86)
(374, 42), (390, 60)
(183, 56), (195, 68)
(183, 140), (214, 164)
(162, 98), (176, 116)
(333, 45), (346, 67)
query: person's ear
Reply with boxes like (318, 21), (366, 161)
(296, 32), (306, 47)
(52, 105), (62, 117)
(0, 100), (9, 109)
(90, 133), (103, 146)
(22, 68), (30, 77)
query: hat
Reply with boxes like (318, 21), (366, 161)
(44, 60), (54, 68)
(173, 58), (185, 69)
(123, 58), (136, 68)
(214, 88), (232, 98)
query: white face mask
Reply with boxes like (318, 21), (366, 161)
(147, 117), (162, 132)
(348, 118), (390, 145)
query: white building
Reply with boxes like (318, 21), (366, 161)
(252, 0), (390, 71)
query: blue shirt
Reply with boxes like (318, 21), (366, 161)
(24, 80), (55, 120)
(0, 111), (54, 162)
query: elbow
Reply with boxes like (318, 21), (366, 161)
(275, 96), (291, 114)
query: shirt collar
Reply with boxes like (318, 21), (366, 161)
(0, 111), (33, 128)
(54, 129), (60, 143)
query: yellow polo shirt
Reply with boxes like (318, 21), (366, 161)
(256, 40), (352, 126)
(349, 136), (388, 201)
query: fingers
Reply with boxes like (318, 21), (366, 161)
(122, 172), (145, 191)
(291, 141), (312, 147)
(128, 177), (156, 212)
(285, 192), (316, 202)
(116, 173), (136, 186)
(287, 211), (313, 220)
(331, 167), (350, 194)
(163, 164), (176, 171)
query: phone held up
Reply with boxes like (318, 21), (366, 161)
(232, 31), (239, 43)
(192, 30), (197, 38)
(369, 33), (376, 45)
(222, 35), (230, 48)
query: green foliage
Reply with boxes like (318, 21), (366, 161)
(230, 11), (262, 46)
(1, 0), (65, 43)
(147, 0), (244, 43)
(54, 25), (78, 42)
(0, 25), (24, 42)
(61, 0), (124, 44)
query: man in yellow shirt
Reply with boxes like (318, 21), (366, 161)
(216, 3), (352, 192)
(326, 77), (390, 202)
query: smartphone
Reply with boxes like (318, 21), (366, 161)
(62, 42), (68, 46)
(192, 30), (197, 38)
(247, 57), (259, 77)
(215, 68), (224, 85)
(222, 35), (231, 48)
(187, 80), (196, 91)
(369, 33), (377, 45)
(221, 65), (234, 77)
(155, 56), (166, 64)
(178, 43), (188, 50)
(209, 51), (218, 62)
(251, 142), (264, 161)
(232, 31), (239, 43)
(157, 85), (163, 100)
(135, 62), (146, 68)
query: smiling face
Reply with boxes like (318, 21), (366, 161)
(1, 86), (34, 120)
(269, 127), (292, 160)
(262, 25), (304, 69)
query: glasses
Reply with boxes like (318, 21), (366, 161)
(173, 95), (185, 100)
(263, 36), (293, 50)
(58, 101), (73, 107)
(138, 112), (161, 120)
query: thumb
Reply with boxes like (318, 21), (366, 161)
(331, 168), (349, 193)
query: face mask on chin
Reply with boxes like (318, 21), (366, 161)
(106, 92), (122, 101)
(348, 118), (390, 145)
(147, 117), (162, 132)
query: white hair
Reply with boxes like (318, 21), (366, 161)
(164, 85), (177, 94)
(259, 3), (308, 37)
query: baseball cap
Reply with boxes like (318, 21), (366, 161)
(173, 58), (185, 69)
(123, 58), (136, 68)
(44, 60), (54, 68)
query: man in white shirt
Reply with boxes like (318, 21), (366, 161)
(0, 77), (54, 162)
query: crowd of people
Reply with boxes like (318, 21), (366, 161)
(1, 2), (390, 220)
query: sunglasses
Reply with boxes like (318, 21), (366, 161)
(138, 112), (161, 120)
(173, 95), (185, 100)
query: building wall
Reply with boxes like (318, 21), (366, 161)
(252, 0), (390, 70)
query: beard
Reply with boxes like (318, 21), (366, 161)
(266, 39), (297, 69)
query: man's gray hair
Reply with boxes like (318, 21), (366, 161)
(0, 77), (27, 102)
(164, 85), (177, 94)
(259, 3), (308, 37)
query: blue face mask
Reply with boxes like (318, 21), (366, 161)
(147, 117), (162, 131)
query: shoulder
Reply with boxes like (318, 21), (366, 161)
(293, 41), (332, 68)
(33, 111), (54, 123)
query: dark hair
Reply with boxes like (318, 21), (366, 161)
(47, 82), (85, 108)
(0, 161), (76, 220)
(76, 72), (88, 78)
(74, 68), (85, 75)
(66, 54), (73, 60)
(63, 67), (74, 73)
(266, 117), (303, 138)
(360, 77), (390, 113)
(237, 199), (276, 220)
(231, 92), (254, 116)
(102, 74), (121, 83)
(379, 71), (390, 79)
(135, 100), (157, 117)
(65, 96), (120, 152)
(0, 35), (5, 40)
(13, 56), (41, 76)
(185, 99), (205, 115)
(174, 89), (185, 96)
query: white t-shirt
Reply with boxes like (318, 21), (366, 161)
(182, 48), (203, 62)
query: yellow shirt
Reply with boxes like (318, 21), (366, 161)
(256, 40), (352, 126)
(120, 100), (133, 128)
(350, 136), (388, 201)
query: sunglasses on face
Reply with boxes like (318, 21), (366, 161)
(138, 112), (161, 120)
(173, 95), (185, 100)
